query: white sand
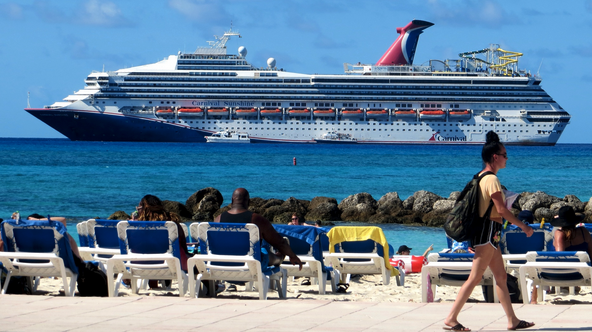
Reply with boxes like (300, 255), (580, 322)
(31, 272), (592, 305)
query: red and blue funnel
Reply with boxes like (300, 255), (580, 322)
(376, 20), (434, 66)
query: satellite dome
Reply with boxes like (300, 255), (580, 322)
(267, 57), (276, 69)
(238, 46), (247, 58)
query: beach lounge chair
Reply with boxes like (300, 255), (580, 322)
(324, 226), (401, 286)
(421, 252), (497, 303)
(77, 219), (121, 265)
(500, 223), (550, 274)
(186, 222), (287, 300)
(518, 251), (592, 304)
(105, 220), (188, 297)
(273, 225), (338, 294)
(76, 221), (90, 248)
(0, 219), (79, 296)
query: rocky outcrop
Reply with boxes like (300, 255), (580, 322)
(412, 190), (443, 214)
(108, 210), (130, 220)
(339, 193), (377, 222)
(163, 200), (192, 221)
(185, 187), (223, 221)
(305, 196), (340, 221)
(518, 191), (561, 213)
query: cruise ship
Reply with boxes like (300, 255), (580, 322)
(26, 20), (570, 145)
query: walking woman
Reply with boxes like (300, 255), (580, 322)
(443, 131), (535, 331)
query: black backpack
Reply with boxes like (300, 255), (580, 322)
(74, 256), (109, 297)
(444, 171), (494, 242)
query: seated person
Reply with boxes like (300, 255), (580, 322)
(396, 244), (434, 257)
(288, 214), (312, 226)
(214, 188), (302, 269)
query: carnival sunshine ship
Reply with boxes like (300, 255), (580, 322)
(26, 20), (570, 145)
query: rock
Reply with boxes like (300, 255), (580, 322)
(534, 207), (554, 224)
(376, 192), (403, 216)
(162, 200), (192, 221)
(422, 210), (448, 227)
(549, 201), (570, 212)
(402, 196), (415, 210)
(261, 198), (284, 210)
(338, 193), (377, 222)
(368, 213), (399, 224)
(306, 197), (340, 221)
(281, 197), (309, 217)
(273, 212), (296, 224)
(213, 205), (231, 219)
(262, 205), (286, 223)
(519, 191), (561, 212)
(449, 191), (461, 201)
(185, 187), (223, 214)
(412, 190), (443, 214)
(247, 197), (268, 214)
(563, 195), (586, 212)
(586, 197), (592, 214)
(432, 199), (455, 213)
(108, 210), (130, 220)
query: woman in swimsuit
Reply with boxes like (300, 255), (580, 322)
(552, 206), (592, 259)
(443, 131), (535, 332)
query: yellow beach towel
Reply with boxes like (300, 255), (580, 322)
(327, 226), (398, 277)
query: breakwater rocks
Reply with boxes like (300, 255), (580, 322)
(108, 187), (592, 227)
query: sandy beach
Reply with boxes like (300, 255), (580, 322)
(29, 272), (592, 306)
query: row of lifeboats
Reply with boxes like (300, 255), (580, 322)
(155, 107), (472, 120)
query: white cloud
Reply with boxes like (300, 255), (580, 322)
(168, 0), (228, 22)
(74, 0), (133, 27)
(0, 3), (24, 20)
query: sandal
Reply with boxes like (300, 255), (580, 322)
(443, 323), (470, 331)
(301, 278), (311, 286)
(508, 320), (535, 330)
(337, 283), (349, 293)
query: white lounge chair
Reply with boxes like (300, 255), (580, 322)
(273, 225), (339, 294)
(324, 226), (402, 286)
(421, 252), (497, 303)
(500, 223), (550, 274)
(105, 220), (188, 297)
(187, 222), (287, 300)
(77, 219), (121, 265)
(0, 219), (78, 296)
(518, 251), (592, 304)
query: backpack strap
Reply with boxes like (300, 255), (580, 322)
(475, 171), (495, 220)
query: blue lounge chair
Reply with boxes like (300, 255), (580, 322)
(325, 226), (402, 286)
(500, 223), (551, 274)
(421, 252), (497, 303)
(0, 219), (79, 296)
(518, 251), (592, 304)
(186, 222), (287, 300)
(78, 219), (121, 265)
(273, 225), (338, 294)
(105, 220), (188, 297)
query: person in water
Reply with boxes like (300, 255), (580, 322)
(214, 188), (302, 269)
(444, 131), (535, 332)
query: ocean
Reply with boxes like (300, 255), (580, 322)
(1, 138), (591, 252)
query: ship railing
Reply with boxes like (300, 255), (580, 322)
(343, 63), (431, 75)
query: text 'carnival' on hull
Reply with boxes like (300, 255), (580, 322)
(26, 20), (570, 145)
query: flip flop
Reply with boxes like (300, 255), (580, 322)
(508, 320), (535, 330)
(336, 283), (349, 293)
(443, 323), (471, 331)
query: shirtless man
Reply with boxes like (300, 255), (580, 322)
(214, 188), (302, 269)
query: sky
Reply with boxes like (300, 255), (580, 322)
(1, 0), (592, 143)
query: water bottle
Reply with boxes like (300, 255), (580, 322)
(14, 211), (20, 223)
(540, 217), (545, 228)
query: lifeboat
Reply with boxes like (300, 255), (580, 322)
(288, 108), (311, 117)
(394, 109), (417, 119)
(260, 108), (283, 117)
(313, 109), (336, 118)
(448, 109), (471, 120)
(177, 108), (204, 117)
(366, 109), (388, 119)
(341, 109), (364, 118)
(419, 109), (446, 120)
(235, 108), (258, 117)
(206, 107), (229, 117)
(155, 108), (174, 117)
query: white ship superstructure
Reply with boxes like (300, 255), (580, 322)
(26, 20), (570, 145)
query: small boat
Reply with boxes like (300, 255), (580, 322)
(314, 131), (357, 144)
(155, 108), (174, 117)
(205, 130), (250, 143)
(394, 109), (417, 118)
(177, 108), (204, 117)
(313, 109), (336, 118)
(366, 109), (388, 119)
(235, 108), (258, 117)
(419, 109), (446, 120)
(448, 109), (471, 119)
(288, 108), (311, 117)
(206, 108), (229, 117)
(341, 109), (364, 118)
(260, 108), (283, 117)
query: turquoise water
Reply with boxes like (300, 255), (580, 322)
(3, 138), (592, 253)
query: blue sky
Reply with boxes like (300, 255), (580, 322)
(1, 0), (591, 143)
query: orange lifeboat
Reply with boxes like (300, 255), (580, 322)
(313, 109), (335, 118)
(156, 108), (173, 115)
(177, 108), (204, 117)
(419, 109), (446, 120)
(288, 108), (311, 117)
(260, 108), (283, 117)
(366, 109), (388, 118)
(448, 109), (471, 119)
(394, 109), (416, 118)
(235, 108), (258, 117)
(207, 107), (229, 117)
